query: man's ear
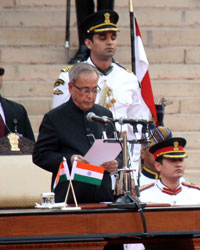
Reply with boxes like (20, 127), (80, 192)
(68, 82), (73, 95)
(154, 161), (162, 172)
(85, 39), (92, 50)
(141, 149), (145, 160)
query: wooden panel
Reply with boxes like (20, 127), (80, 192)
(0, 207), (200, 250)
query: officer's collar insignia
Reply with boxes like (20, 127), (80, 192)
(104, 13), (111, 23)
(162, 186), (182, 195)
(96, 65), (113, 76)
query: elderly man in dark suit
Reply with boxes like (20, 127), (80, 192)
(33, 62), (121, 204)
(0, 67), (35, 141)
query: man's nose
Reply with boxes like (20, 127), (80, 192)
(176, 160), (183, 166)
(107, 37), (114, 44)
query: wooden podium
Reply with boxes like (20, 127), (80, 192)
(0, 205), (200, 249)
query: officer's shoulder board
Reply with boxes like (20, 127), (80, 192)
(53, 89), (63, 95)
(54, 79), (65, 88)
(139, 183), (155, 192)
(114, 60), (134, 74)
(61, 65), (73, 72)
(182, 182), (200, 191)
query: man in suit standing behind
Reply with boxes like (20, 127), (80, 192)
(0, 66), (35, 141)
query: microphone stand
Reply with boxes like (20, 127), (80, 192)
(102, 125), (108, 140)
(114, 132), (142, 205)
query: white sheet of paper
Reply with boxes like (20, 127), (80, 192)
(84, 139), (122, 165)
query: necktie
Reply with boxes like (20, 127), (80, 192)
(0, 113), (6, 137)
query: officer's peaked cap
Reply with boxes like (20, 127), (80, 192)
(149, 137), (187, 160)
(80, 10), (119, 35)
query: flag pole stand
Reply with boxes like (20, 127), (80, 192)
(62, 180), (81, 210)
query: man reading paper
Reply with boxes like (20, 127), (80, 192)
(33, 63), (122, 204)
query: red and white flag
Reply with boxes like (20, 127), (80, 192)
(134, 18), (158, 123)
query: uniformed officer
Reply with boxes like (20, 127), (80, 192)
(139, 137), (200, 205)
(69, 0), (115, 64)
(139, 125), (173, 186)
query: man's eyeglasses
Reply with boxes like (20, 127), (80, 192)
(72, 83), (101, 95)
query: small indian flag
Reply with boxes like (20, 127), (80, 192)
(71, 161), (105, 186)
(53, 158), (71, 191)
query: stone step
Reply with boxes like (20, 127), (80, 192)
(119, 8), (200, 28)
(1, 64), (65, 81)
(9, 95), (200, 118)
(134, 0), (200, 8)
(0, 8), (199, 28)
(173, 131), (200, 150)
(184, 167), (200, 185)
(0, 8), (69, 28)
(149, 64), (200, 80)
(152, 80), (200, 97)
(1, 27), (200, 48)
(1, 0), (199, 9)
(0, 0), (66, 8)
(1, 81), (53, 98)
(29, 115), (43, 134)
(1, 45), (200, 65)
(29, 113), (200, 146)
(1, 46), (66, 64)
(116, 46), (200, 64)
(157, 97), (200, 115)
(2, 79), (200, 101)
(2, 63), (200, 81)
(11, 97), (200, 135)
(11, 97), (52, 116)
(185, 149), (200, 171)
(0, 27), (66, 46)
(3, 79), (200, 99)
(165, 114), (200, 131)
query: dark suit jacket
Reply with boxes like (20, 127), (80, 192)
(0, 96), (35, 142)
(33, 97), (121, 203)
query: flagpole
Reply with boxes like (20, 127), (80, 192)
(64, 182), (71, 204)
(129, 0), (136, 74)
(65, 0), (71, 63)
(64, 180), (78, 207)
(69, 180), (79, 207)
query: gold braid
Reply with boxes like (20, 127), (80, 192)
(99, 81), (116, 116)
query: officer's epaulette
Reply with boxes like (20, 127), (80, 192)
(54, 78), (65, 88)
(61, 65), (73, 72)
(182, 182), (200, 190)
(139, 183), (155, 192)
(114, 60), (134, 74)
(53, 89), (63, 95)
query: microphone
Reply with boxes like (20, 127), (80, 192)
(86, 112), (111, 124)
(12, 119), (18, 133)
(118, 117), (153, 126)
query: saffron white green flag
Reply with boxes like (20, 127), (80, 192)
(71, 161), (105, 186)
(53, 158), (71, 191)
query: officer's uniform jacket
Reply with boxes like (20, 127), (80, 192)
(139, 165), (159, 186)
(139, 179), (200, 205)
(53, 58), (150, 173)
